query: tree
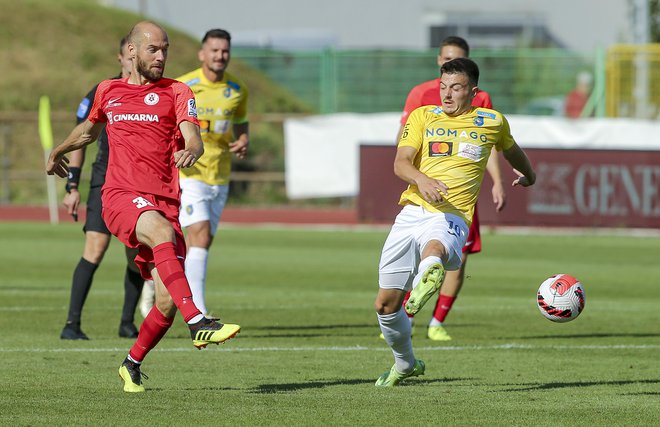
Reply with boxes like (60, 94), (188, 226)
(652, 0), (660, 41)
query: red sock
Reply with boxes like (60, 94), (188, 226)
(129, 306), (174, 362)
(433, 294), (456, 322)
(152, 242), (201, 322)
(402, 291), (414, 318)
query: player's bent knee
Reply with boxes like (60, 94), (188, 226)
(375, 288), (406, 315)
(421, 239), (448, 259)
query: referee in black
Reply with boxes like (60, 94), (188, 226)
(60, 36), (144, 340)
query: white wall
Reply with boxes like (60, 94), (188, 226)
(284, 113), (660, 199)
(108, 0), (631, 52)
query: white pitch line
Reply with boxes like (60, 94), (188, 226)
(1, 343), (660, 353)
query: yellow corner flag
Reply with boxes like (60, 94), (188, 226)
(38, 95), (53, 151)
(39, 95), (58, 224)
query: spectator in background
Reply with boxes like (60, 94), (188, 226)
(60, 36), (143, 340)
(564, 71), (592, 118)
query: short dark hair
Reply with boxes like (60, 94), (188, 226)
(440, 57), (479, 86)
(440, 36), (470, 57)
(119, 35), (129, 54)
(202, 29), (231, 45)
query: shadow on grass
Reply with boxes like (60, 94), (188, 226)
(499, 379), (660, 392)
(251, 376), (470, 393)
(517, 332), (660, 339)
(245, 323), (484, 339)
(245, 323), (383, 339)
(245, 333), (335, 339)
(254, 324), (376, 331)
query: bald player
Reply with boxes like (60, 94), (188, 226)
(47, 21), (241, 393)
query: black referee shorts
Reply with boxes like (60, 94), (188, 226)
(83, 185), (110, 235)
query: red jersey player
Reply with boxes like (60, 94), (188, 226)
(47, 21), (240, 393)
(395, 36), (507, 341)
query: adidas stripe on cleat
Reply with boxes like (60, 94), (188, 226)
(189, 318), (241, 349)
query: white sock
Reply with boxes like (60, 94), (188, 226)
(411, 256), (442, 291)
(429, 318), (443, 327)
(185, 247), (209, 315)
(187, 314), (204, 324)
(377, 308), (415, 373)
(127, 354), (141, 364)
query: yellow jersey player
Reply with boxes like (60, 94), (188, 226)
(141, 29), (249, 316)
(374, 58), (535, 387)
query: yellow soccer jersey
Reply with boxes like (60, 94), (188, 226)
(398, 105), (515, 225)
(177, 68), (249, 185)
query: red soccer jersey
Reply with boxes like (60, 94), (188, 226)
(87, 78), (199, 200)
(400, 78), (493, 125)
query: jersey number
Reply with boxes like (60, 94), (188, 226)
(447, 220), (461, 236)
(132, 197), (154, 209)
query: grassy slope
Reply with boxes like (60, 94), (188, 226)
(0, 0), (311, 113)
(1, 223), (659, 425)
(0, 0), (310, 203)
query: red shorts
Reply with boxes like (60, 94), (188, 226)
(102, 188), (186, 279)
(463, 204), (482, 254)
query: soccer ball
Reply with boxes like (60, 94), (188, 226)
(536, 274), (585, 322)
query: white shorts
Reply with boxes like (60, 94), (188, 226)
(378, 205), (468, 290)
(179, 178), (229, 235)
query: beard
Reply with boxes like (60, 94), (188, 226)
(136, 57), (164, 82)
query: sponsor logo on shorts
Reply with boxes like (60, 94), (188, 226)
(429, 141), (453, 157)
(185, 205), (193, 215)
(144, 93), (160, 105)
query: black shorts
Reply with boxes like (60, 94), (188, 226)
(83, 185), (110, 235)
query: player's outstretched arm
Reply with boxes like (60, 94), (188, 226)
(175, 121), (204, 168)
(46, 120), (104, 178)
(394, 146), (448, 204)
(502, 143), (536, 187)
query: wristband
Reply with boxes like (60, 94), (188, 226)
(65, 182), (79, 193)
(65, 167), (81, 193)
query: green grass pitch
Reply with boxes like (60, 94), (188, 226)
(1, 222), (659, 425)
